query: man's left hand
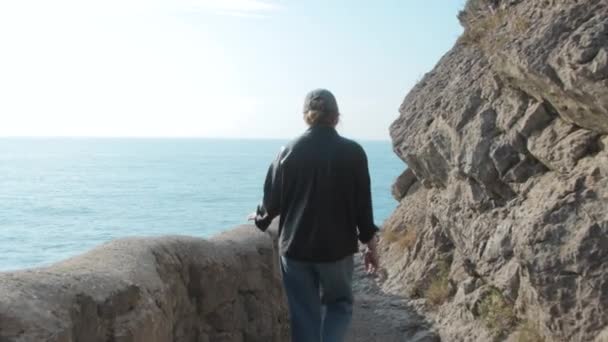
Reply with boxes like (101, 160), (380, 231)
(363, 237), (379, 275)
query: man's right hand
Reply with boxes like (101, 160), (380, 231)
(363, 237), (379, 275)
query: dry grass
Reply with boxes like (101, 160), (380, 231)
(396, 229), (417, 250)
(424, 260), (451, 307)
(458, 0), (492, 28)
(382, 228), (417, 250)
(515, 321), (546, 342)
(512, 16), (531, 35)
(458, 0), (530, 50)
(382, 229), (400, 243)
(458, 11), (507, 48)
(478, 287), (517, 335)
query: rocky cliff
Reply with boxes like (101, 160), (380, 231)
(0, 226), (289, 342)
(383, 0), (608, 341)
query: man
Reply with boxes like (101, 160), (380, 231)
(250, 89), (379, 342)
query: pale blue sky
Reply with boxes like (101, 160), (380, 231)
(0, 1), (466, 140)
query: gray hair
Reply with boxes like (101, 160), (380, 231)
(302, 89), (340, 126)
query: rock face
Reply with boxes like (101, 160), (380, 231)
(0, 226), (289, 342)
(383, 0), (608, 341)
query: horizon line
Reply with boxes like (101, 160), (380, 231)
(0, 135), (392, 142)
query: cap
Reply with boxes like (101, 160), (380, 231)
(303, 89), (339, 115)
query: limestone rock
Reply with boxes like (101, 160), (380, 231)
(384, 1), (608, 341)
(392, 169), (419, 200)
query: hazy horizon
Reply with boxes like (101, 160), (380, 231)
(0, 1), (466, 140)
(0, 134), (392, 142)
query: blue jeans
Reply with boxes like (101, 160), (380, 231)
(280, 255), (354, 342)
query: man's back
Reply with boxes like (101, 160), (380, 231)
(258, 125), (377, 262)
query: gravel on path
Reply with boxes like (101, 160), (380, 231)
(346, 254), (440, 342)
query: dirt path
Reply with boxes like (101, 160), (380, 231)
(346, 254), (439, 342)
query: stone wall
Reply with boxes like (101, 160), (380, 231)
(0, 225), (290, 342)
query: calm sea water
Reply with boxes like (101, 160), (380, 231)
(0, 138), (405, 271)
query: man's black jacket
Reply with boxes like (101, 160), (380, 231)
(254, 126), (379, 262)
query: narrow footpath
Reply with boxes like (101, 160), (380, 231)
(346, 253), (440, 342)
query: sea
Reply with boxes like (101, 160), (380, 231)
(0, 138), (406, 271)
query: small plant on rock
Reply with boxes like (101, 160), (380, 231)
(425, 259), (451, 307)
(478, 287), (517, 336)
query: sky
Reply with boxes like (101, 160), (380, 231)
(0, 0), (466, 140)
